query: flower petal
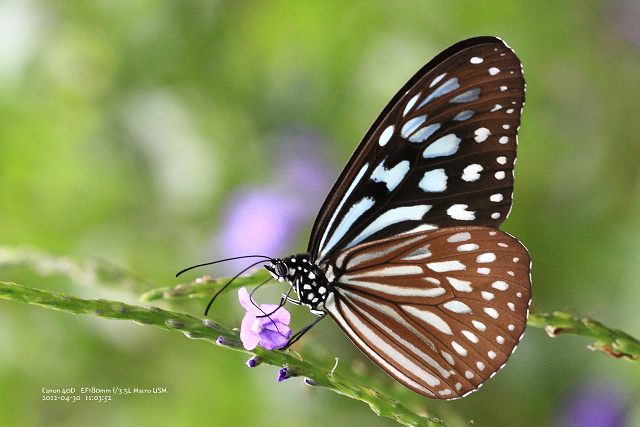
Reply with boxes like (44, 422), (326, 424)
(259, 304), (291, 325)
(239, 312), (260, 350)
(238, 287), (254, 312)
(260, 319), (291, 336)
(259, 328), (291, 350)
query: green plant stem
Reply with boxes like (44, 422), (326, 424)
(0, 281), (445, 427)
(528, 308), (640, 362)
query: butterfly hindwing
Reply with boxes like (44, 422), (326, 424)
(309, 37), (525, 264)
(324, 226), (531, 398)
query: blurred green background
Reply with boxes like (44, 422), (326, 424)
(1, 1), (640, 426)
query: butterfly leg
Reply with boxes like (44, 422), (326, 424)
(280, 282), (303, 306)
(284, 294), (302, 305)
(282, 311), (327, 349)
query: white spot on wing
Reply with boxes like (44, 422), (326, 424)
(409, 123), (441, 143)
(481, 291), (494, 301)
(341, 275), (445, 298)
(419, 168), (448, 192)
(484, 307), (499, 319)
(401, 115), (427, 138)
(348, 204), (431, 248)
(443, 300), (472, 314)
(489, 67), (500, 75)
(371, 159), (410, 191)
(476, 253), (496, 263)
(403, 245), (432, 261)
(450, 88), (481, 103)
(400, 223), (438, 235)
(462, 330), (479, 343)
(448, 232), (471, 242)
(422, 77), (459, 107)
(451, 341), (468, 356)
(447, 204), (475, 221)
(441, 350), (455, 365)
(322, 197), (375, 259)
(447, 277), (472, 292)
(470, 57), (483, 64)
(462, 164), (483, 182)
(318, 164), (369, 259)
(474, 127), (491, 142)
(492, 281), (509, 291)
(403, 306), (453, 335)
(429, 73), (447, 88)
(453, 110), (474, 121)
(457, 243), (481, 253)
(423, 134), (461, 158)
(378, 125), (395, 146)
(337, 233), (425, 270)
(427, 260), (466, 272)
(403, 94), (420, 117)
(472, 320), (486, 331)
(358, 265), (423, 277)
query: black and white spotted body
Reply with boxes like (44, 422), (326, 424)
(266, 254), (333, 315)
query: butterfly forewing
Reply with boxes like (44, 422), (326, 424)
(325, 226), (531, 398)
(309, 37), (525, 263)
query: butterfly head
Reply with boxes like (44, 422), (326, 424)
(265, 253), (331, 312)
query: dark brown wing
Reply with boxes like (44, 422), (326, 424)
(308, 37), (525, 264)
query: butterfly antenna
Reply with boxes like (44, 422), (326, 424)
(204, 259), (272, 316)
(247, 277), (283, 333)
(175, 255), (273, 277)
(257, 284), (296, 318)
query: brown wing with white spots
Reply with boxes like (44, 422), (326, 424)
(309, 37), (525, 264)
(324, 226), (531, 399)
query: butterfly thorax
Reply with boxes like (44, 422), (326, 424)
(265, 253), (333, 313)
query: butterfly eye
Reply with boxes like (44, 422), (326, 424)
(274, 260), (288, 278)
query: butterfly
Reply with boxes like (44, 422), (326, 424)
(262, 36), (530, 400)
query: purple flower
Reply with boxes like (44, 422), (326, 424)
(246, 356), (263, 368)
(238, 287), (292, 351)
(559, 380), (628, 427)
(277, 366), (301, 382)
